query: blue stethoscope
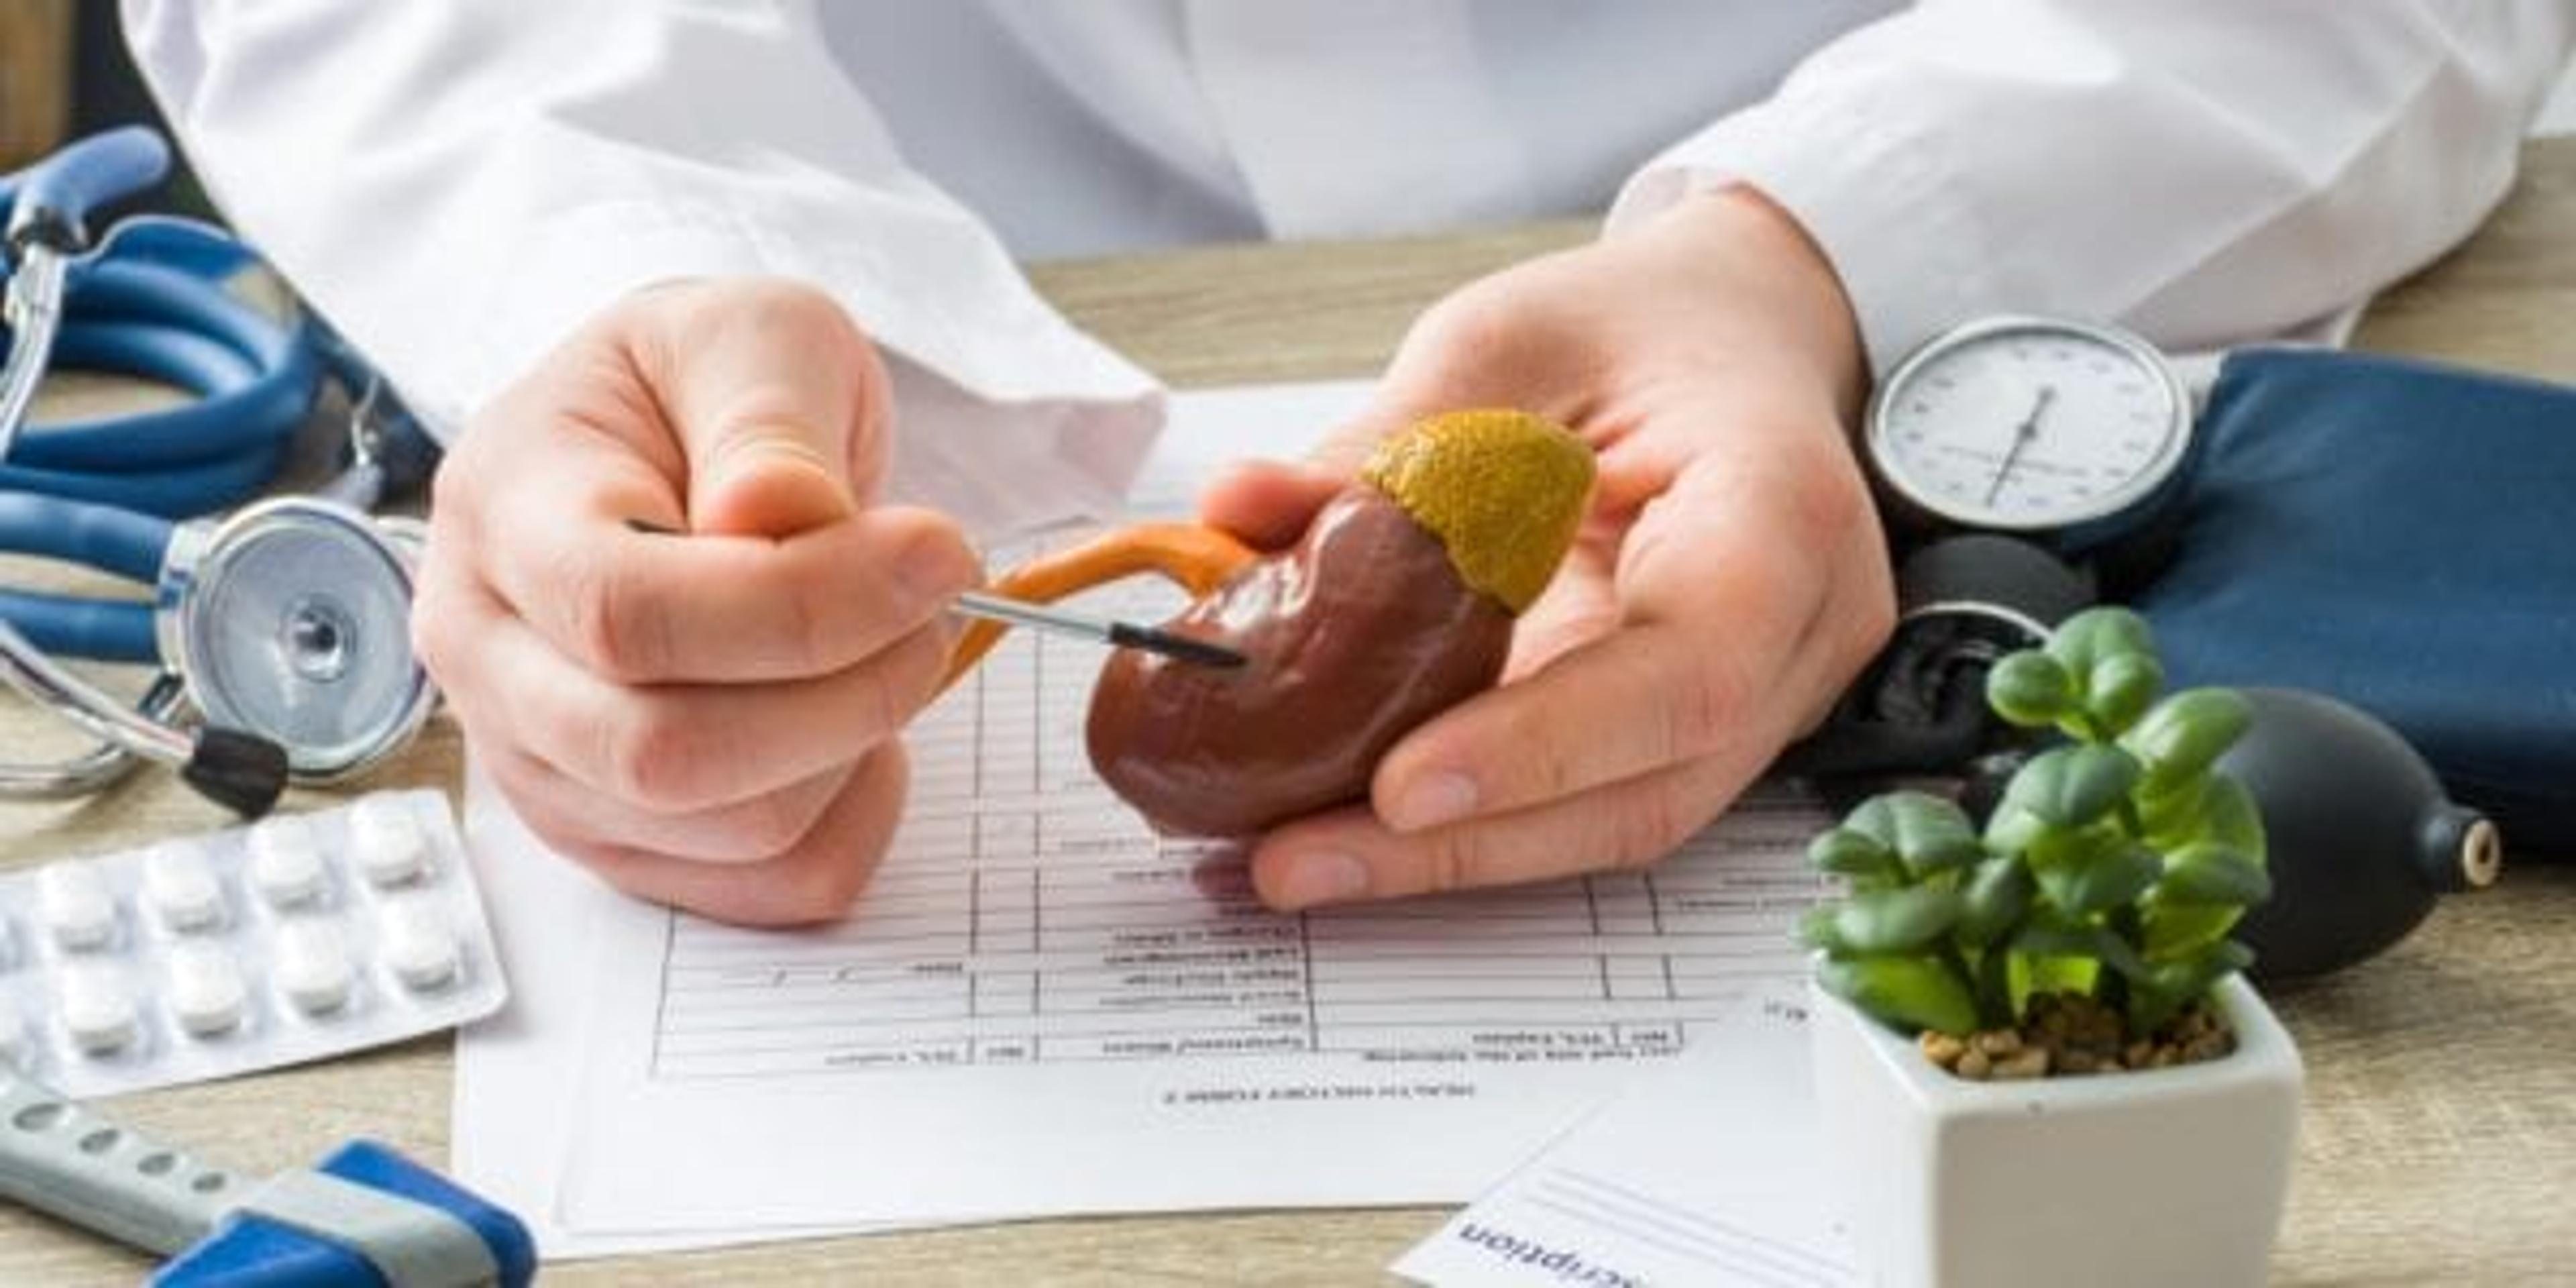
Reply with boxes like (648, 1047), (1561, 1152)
(0, 127), (439, 816)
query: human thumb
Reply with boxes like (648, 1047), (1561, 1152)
(693, 433), (857, 537)
(649, 280), (894, 539)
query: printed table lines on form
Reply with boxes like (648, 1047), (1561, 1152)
(641, 582), (1837, 1079)
(645, 852), (1829, 1079)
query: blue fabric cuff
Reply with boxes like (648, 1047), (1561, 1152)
(2140, 347), (2576, 852)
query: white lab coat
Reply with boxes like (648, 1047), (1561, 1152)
(121, 0), (2574, 536)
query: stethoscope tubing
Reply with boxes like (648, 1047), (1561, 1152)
(0, 593), (156, 665)
(2, 249), (317, 517)
(0, 490), (171, 580)
(0, 488), (175, 665)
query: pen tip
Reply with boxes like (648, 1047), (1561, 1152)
(1114, 624), (1247, 669)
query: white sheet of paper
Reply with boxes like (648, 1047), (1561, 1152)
(1392, 991), (1859, 1288)
(455, 378), (1837, 1250)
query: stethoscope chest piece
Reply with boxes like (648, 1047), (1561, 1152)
(156, 496), (435, 784)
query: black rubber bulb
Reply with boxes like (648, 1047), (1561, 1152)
(2221, 688), (2502, 980)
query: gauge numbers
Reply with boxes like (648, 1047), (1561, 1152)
(1868, 317), (2189, 533)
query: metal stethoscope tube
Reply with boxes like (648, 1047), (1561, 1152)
(0, 641), (194, 796)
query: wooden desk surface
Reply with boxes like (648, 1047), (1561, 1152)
(5, 139), (2573, 1285)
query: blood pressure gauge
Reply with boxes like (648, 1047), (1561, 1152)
(1865, 316), (2194, 551)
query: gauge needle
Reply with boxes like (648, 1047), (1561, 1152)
(1984, 384), (2057, 507)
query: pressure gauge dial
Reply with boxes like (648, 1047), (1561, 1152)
(1866, 316), (2192, 542)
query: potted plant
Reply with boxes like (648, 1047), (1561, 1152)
(1801, 606), (2303, 1288)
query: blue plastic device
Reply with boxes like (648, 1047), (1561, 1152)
(0, 1072), (533, 1286)
(154, 1141), (537, 1287)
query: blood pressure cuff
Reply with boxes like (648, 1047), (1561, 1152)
(2135, 347), (2576, 853)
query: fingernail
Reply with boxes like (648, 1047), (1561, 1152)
(898, 533), (976, 603)
(1273, 851), (1369, 910)
(1391, 771), (1479, 831)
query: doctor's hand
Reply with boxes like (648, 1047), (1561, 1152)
(1203, 189), (1894, 910)
(413, 279), (978, 924)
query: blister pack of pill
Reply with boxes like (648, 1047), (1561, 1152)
(0, 790), (508, 1098)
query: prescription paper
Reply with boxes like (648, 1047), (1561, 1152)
(456, 380), (1837, 1251)
(1393, 990), (1858, 1287)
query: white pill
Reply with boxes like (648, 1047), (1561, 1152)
(248, 817), (329, 908)
(36, 863), (117, 951)
(166, 942), (249, 1036)
(349, 796), (431, 887)
(274, 921), (354, 1014)
(378, 900), (461, 991)
(58, 965), (140, 1055)
(143, 843), (226, 932)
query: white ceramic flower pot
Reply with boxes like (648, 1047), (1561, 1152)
(1810, 973), (2302, 1288)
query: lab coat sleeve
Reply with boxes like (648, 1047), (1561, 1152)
(1609, 1), (2576, 375)
(118, 0), (1160, 537)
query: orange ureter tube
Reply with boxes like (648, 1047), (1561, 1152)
(938, 522), (1258, 693)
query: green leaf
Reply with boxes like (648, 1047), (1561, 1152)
(1982, 802), (2049, 858)
(2022, 819), (2120, 907)
(1999, 744), (2142, 830)
(2125, 983), (2186, 1036)
(2123, 689), (2253, 796)
(2046, 606), (2156, 677)
(1839, 792), (1984, 878)
(2135, 771), (2210, 847)
(2141, 901), (2243, 960)
(2156, 842), (2271, 908)
(1817, 955), (1980, 1036)
(2204, 938), (2256, 979)
(2081, 651), (2163, 737)
(2012, 952), (2099, 1008)
(1806, 827), (1901, 886)
(2198, 775), (2267, 856)
(1986, 651), (2074, 728)
(2014, 911), (2149, 981)
(1974, 940), (2016, 1028)
(2127, 941), (2255, 1033)
(2046, 842), (2163, 917)
(1797, 904), (1847, 953)
(1955, 857), (2033, 948)
(1830, 887), (1964, 953)
(2023, 816), (2121, 869)
(2141, 774), (2267, 861)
